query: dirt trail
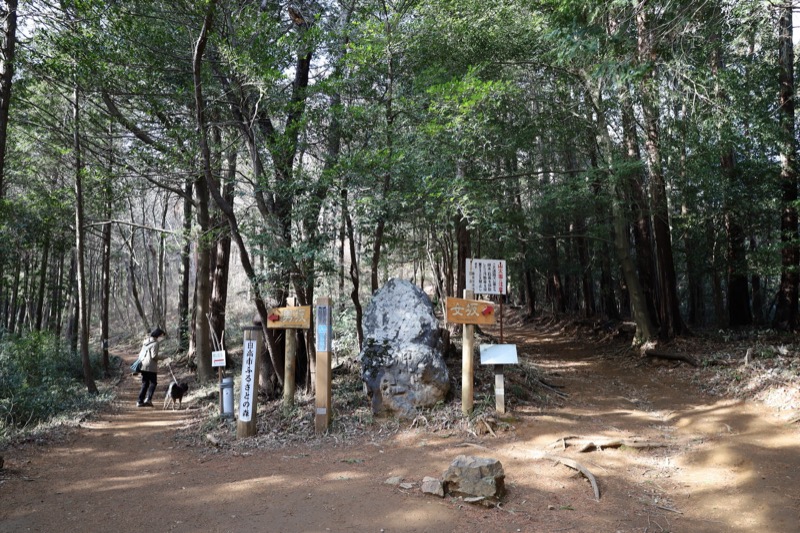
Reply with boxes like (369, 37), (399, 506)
(2, 326), (800, 533)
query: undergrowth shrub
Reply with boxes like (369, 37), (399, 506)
(0, 331), (114, 444)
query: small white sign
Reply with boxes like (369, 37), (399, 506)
(466, 259), (507, 295)
(211, 350), (226, 367)
(479, 344), (518, 365)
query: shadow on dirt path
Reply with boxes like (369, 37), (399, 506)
(2, 327), (800, 533)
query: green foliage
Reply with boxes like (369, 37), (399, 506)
(0, 331), (114, 442)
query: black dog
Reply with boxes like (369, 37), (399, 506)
(163, 381), (189, 410)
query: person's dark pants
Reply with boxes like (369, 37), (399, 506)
(138, 371), (157, 404)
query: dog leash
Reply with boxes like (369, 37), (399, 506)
(167, 362), (179, 383)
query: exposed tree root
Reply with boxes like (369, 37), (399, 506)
(548, 436), (669, 453)
(539, 453), (600, 501)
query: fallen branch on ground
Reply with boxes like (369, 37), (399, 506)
(455, 442), (491, 450)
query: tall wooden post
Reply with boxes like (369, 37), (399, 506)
(283, 297), (298, 409)
(284, 329), (297, 408)
(237, 325), (262, 438)
(315, 297), (333, 434)
(462, 289), (475, 415)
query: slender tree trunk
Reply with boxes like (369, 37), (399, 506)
(35, 237), (49, 331)
(592, 82), (655, 341)
(67, 250), (78, 353)
(775, 2), (799, 330)
(179, 179), (193, 350)
(587, 111), (619, 320)
(523, 270), (536, 318)
(750, 236), (765, 324)
(0, 0), (18, 197)
(371, 8), (396, 295)
(6, 258), (18, 332)
(343, 189), (364, 350)
(209, 154), (235, 349)
(456, 207), (471, 298)
(707, 17), (752, 328)
(73, 85), (97, 393)
(124, 226), (148, 333)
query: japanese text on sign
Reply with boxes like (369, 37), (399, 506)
(238, 339), (257, 422)
(445, 297), (496, 325)
(266, 305), (311, 329)
(466, 259), (507, 295)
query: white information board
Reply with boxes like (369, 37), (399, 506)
(211, 350), (226, 368)
(466, 259), (507, 295)
(238, 339), (257, 422)
(479, 344), (518, 365)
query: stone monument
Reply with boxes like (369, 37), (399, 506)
(360, 279), (450, 417)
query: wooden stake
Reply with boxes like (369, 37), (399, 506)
(283, 297), (298, 409)
(462, 289), (475, 415)
(315, 297), (333, 434)
(284, 329), (296, 408)
(237, 326), (262, 438)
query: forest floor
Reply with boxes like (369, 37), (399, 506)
(2, 316), (800, 533)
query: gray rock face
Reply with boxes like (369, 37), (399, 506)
(360, 279), (450, 417)
(421, 476), (445, 497)
(443, 455), (506, 503)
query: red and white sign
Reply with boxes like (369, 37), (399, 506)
(466, 259), (507, 295)
(212, 350), (226, 368)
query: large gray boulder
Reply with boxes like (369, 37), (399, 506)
(360, 279), (450, 417)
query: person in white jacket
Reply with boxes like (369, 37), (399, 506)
(137, 327), (166, 407)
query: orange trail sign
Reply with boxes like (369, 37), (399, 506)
(266, 306), (311, 329)
(445, 297), (497, 325)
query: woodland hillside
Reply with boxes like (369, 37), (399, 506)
(2, 0), (800, 413)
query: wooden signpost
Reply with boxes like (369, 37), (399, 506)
(267, 299), (311, 409)
(446, 292), (497, 415)
(237, 326), (262, 438)
(448, 258), (510, 416)
(314, 297), (333, 434)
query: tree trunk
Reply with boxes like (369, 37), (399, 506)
(179, 179), (193, 350)
(707, 17), (751, 328)
(343, 189), (364, 350)
(621, 86), (658, 325)
(73, 85), (97, 394)
(6, 257), (18, 332)
(750, 236), (765, 324)
(637, 2), (684, 338)
(35, 237), (49, 331)
(456, 207), (471, 298)
(0, 0), (18, 196)
(592, 82), (655, 341)
(209, 154), (235, 349)
(775, 2), (799, 330)
(587, 109), (619, 321)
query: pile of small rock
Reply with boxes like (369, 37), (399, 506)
(385, 454), (505, 507)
